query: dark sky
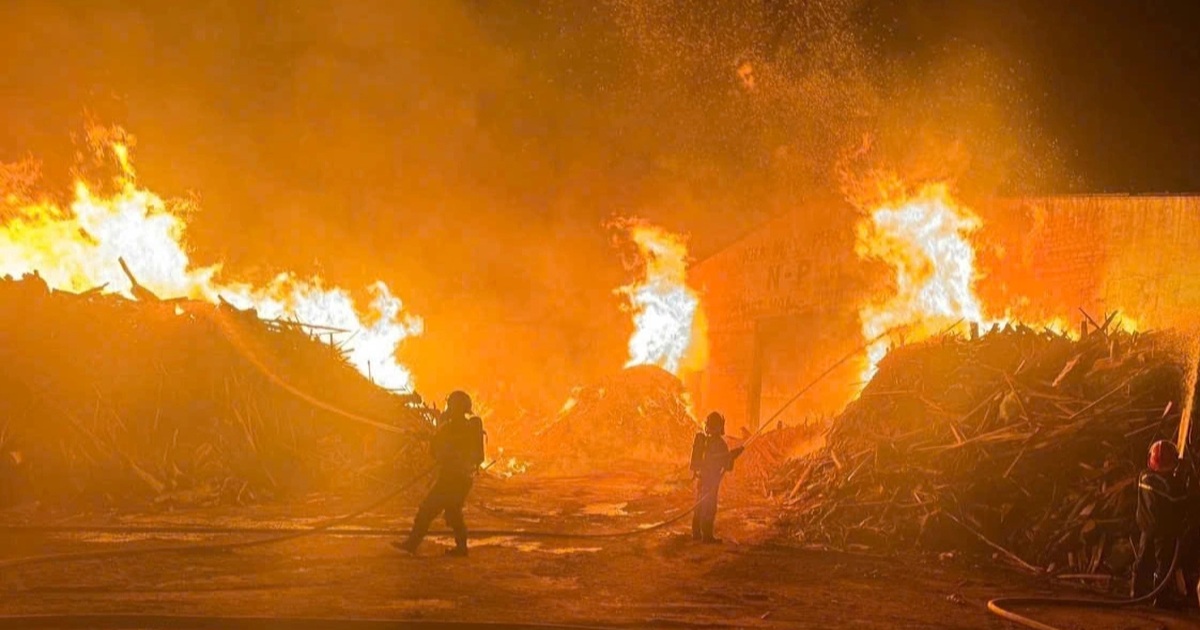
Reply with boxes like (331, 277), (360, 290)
(1, 0), (1199, 404)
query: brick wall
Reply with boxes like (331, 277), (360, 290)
(980, 195), (1200, 327)
(690, 194), (1200, 433)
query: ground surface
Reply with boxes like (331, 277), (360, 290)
(0, 469), (1195, 629)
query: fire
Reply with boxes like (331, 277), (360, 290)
(615, 220), (706, 377)
(855, 184), (985, 381)
(0, 130), (422, 391)
(852, 182), (1128, 383)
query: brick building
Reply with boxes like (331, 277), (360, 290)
(687, 194), (1200, 433)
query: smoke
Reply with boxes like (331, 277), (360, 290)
(0, 0), (1061, 416)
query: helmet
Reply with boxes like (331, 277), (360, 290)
(446, 390), (472, 415)
(1149, 440), (1179, 473)
(705, 412), (725, 436)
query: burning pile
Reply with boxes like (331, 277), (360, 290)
(0, 128), (422, 392)
(774, 323), (1188, 576)
(524, 221), (707, 473)
(0, 129), (434, 508)
(534, 365), (699, 472)
(0, 274), (432, 509)
(0, 279), (436, 511)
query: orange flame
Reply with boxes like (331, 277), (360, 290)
(855, 184), (985, 380)
(854, 182), (1100, 383)
(615, 220), (707, 377)
(0, 130), (422, 391)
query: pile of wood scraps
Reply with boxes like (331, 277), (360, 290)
(774, 318), (1190, 579)
(534, 365), (700, 473)
(0, 271), (434, 509)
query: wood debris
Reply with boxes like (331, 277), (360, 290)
(535, 365), (699, 472)
(0, 273), (434, 509)
(773, 322), (1189, 577)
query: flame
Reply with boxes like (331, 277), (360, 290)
(615, 220), (706, 377)
(853, 182), (1142, 383)
(0, 130), (422, 391)
(855, 184), (985, 381)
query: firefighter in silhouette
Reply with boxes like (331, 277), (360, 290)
(394, 390), (485, 557)
(1132, 440), (1189, 605)
(689, 412), (744, 543)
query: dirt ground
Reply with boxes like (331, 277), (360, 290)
(0, 470), (1196, 630)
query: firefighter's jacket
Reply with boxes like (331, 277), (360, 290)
(1137, 469), (1188, 537)
(431, 411), (477, 478)
(691, 434), (738, 482)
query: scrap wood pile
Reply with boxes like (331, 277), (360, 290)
(730, 423), (824, 495)
(0, 273), (435, 509)
(534, 365), (699, 473)
(774, 321), (1191, 577)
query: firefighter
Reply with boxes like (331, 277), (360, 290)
(689, 412), (744, 543)
(1132, 439), (1189, 605)
(394, 390), (485, 557)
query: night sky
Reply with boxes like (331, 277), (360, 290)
(2, 0), (1199, 404)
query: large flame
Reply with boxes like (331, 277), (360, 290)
(854, 182), (1140, 385)
(615, 220), (706, 376)
(855, 184), (985, 381)
(0, 130), (422, 391)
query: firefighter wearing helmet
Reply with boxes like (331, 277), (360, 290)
(688, 412), (745, 543)
(1132, 439), (1188, 605)
(394, 390), (485, 557)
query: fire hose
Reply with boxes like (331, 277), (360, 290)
(985, 542), (1183, 630)
(0, 465), (706, 571)
(11, 298), (1195, 629)
(988, 339), (1200, 628)
(1, 318), (903, 571)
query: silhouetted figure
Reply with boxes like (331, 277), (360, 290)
(689, 412), (744, 543)
(1133, 440), (1188, 606)
(394, 391), (485, 557)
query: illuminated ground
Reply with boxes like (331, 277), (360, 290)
(0, 471), (1194, 630)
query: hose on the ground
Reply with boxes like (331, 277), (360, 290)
(0, 465), (431, 570)
(0, 321), (900, 568)
(0, 482), (706, 570)
(985, 541), (1183, 630)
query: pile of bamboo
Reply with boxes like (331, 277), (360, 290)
(0, 273), (433, 509)
(775, 320), (1191, 576)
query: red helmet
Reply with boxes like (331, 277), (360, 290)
(1149, 440), (1180, 473)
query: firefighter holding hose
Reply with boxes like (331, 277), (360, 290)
(1132, 439), (1189, 606)
(689, 412), (744, 543)
(394, 390), (485, 557)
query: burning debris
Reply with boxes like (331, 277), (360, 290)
(535, 365), (699, 472)
(774, 321), (1188, 577)
(0, 129), (422, 392)
(0, 273), (432, 509)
